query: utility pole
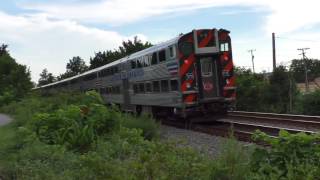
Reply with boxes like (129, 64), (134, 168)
(248, 49), (256, 73)
(272, 33), (276, 71)
(288, 70), (293, 113)
(297, 48), (310, 93)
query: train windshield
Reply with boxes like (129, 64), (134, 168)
(178, 41), (193, 57)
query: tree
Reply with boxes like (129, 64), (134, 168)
(118, 36), (152, 56)
(290, 59), (320, 83)
(295, 90), (320, 115)
(234, 66), (298, 113)
(89, 36), (152, 69)
(38, 68), (56, 86)
(0, 44), (8, 56)
(66, 56), (88, 75)
(57, 56), (88, 80)
(0, 45), (33, 105)
(235, 67), (268, 111)
(265, 66), (294, 113)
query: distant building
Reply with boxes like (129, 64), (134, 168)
(297, 77), (320, 93)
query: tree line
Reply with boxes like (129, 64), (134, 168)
(38, 36), (152, 86)
(1, 40), (320, 115)
(235, 64), (320, 115)
(0, 44), (33, 105)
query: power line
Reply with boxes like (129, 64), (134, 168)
(247, 49), (256, 73)
(276, 36), (320, 43)
(297, 48), (310, 93)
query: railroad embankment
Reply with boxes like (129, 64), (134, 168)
(0, 91), (319, 179)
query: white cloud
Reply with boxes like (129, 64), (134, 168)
(0, 11), (145, 81)
(264, 0), (320, 34)
(21, 0), (320, 34)
(21, 0), (261, 25)
(1, 0), (320, 81)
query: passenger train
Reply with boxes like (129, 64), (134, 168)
(37, 28), (236, 118)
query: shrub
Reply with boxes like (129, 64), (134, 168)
(250, 130), (320, 179)
(210, 136), (253, 180)
(30, 103), (120, 152)
(121, 113), (159, 140)
(295, 90), (320, 115)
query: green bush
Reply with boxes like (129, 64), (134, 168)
(210, 136), (253, 180)
(2, 90), (319, 179)
(250, 130), (320, 179)
(30, 103), (119, 152)
(294, 90), (320, 115)
(121, 113), (159, 140)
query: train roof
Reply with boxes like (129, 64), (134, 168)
(35, 35), (181, 89)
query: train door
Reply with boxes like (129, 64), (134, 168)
(198, 57), (220, 100)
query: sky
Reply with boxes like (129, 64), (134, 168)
(1, 0), (320, 82)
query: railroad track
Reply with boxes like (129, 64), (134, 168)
(226, 111), (320, 132)
(161, 111), (320, 145)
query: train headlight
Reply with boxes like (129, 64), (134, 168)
(223, 54), (229, 61)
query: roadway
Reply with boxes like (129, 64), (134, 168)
(0, 114), (11, 126)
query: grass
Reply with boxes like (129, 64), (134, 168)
(0, 91), (319, 179)
(210, 137), (253, 180)
(121, 113), (160, 140)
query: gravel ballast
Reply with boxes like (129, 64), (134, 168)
(160, 125), (230, 157)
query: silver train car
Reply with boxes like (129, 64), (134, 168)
(37, 28), (236, 118)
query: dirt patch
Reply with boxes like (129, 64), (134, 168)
(0, 114), (12, 126)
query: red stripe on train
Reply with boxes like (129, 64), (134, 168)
(198, 31), (212, 48)
(181, 79), (194, 92)
(179, 54), (195, 77)
(184, 94), (196, 103)
(226, 76), (235, 87)
(224, 60), (233, 72)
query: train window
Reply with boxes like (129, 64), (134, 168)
(161, 80), (169, 92)
(143, 56), (149, 67)
(100, 88), (105, 94)
(113, 86), (119, 94)
(139, 83), (145, 93)
(84, 73), (97, 81)
(220, 43), (229, 52)
(170, 79), (179, 91)
(146, 82), (152, 92)
(151, 52), (158, 65)
(179, 42), (193, 57)
(197, 30), (216, 47)
(153, 81), (160, 92)
(169, 46), (176, 58)
(201, 61), (212, 76)
(148, 55), (152, 66)
(159, 50), (166, 62)
(137, 58), (142, 68)
(133, 84), (139, 93)
(70, 79), (78, 84)
(131, 60), (136, 69)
